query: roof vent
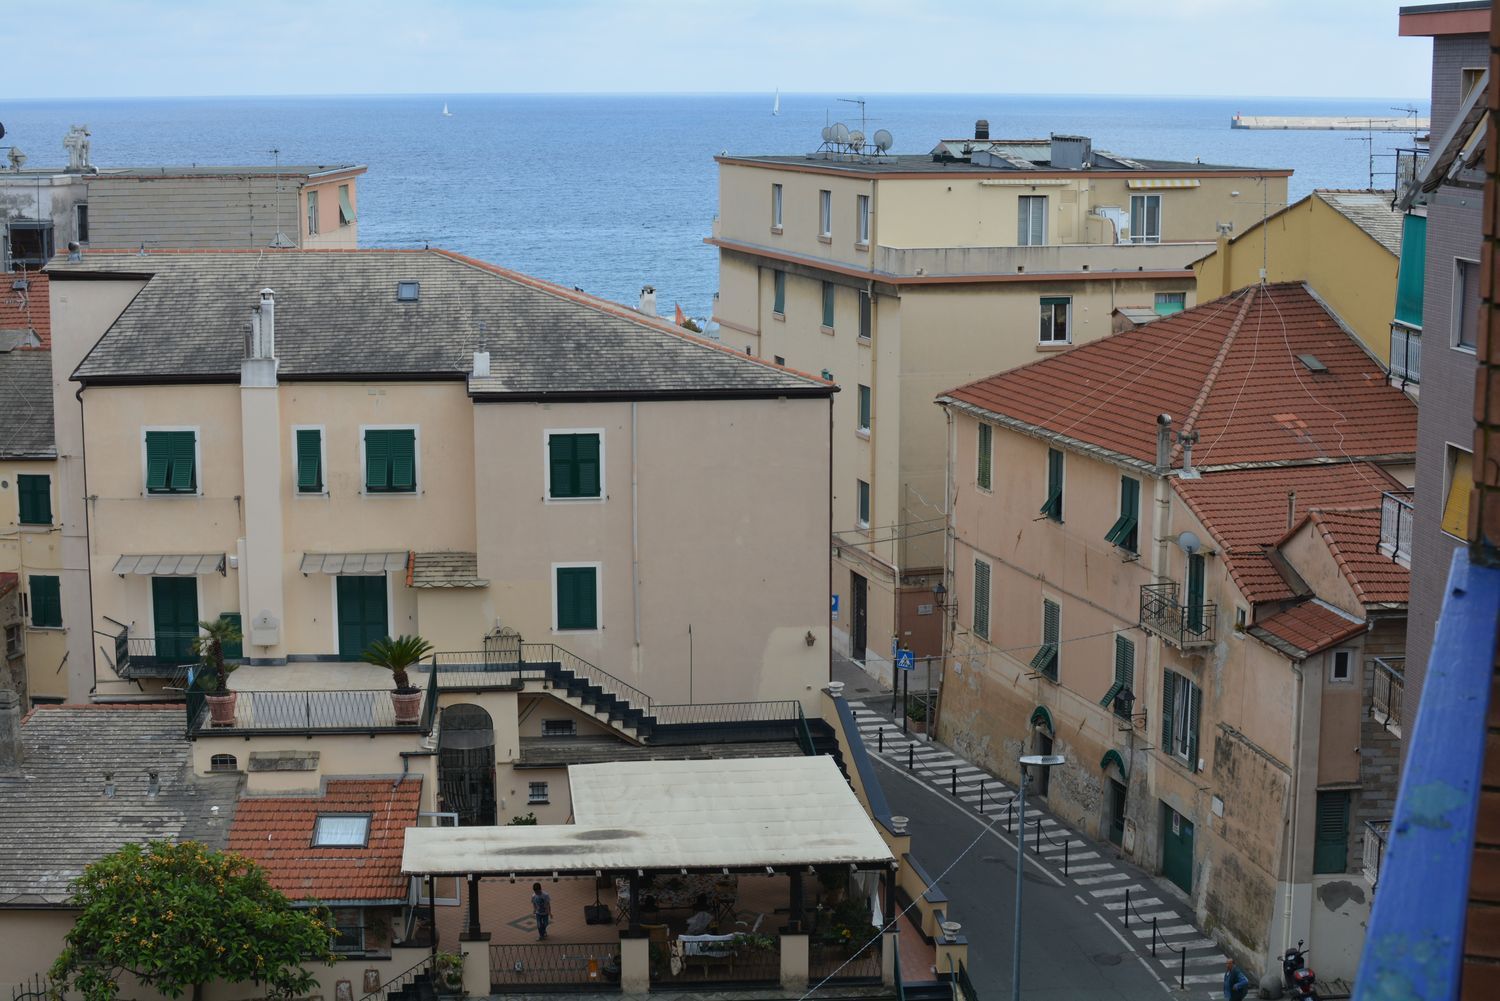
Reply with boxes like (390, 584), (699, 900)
(974, 119), (990, 141)
(1296, 353), (1328, 373)
(473, 350), (491, 378)
(1049, 134), (1092, 170)
(396, 281), (420, 303)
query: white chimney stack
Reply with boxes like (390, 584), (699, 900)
(250, 288), (276, 359)
(1155, 414), (1174, 472)
(638, 285), (657, 316)
(473, 350), (491, 378)
(1178, 428), (1200, 479)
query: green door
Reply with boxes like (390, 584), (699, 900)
(151, 577), (199, 663)
(337, 576), (389, 659)
(1162, 804), (1194, 894)
(1108, 781), (1128, 847)
(1186, 553), (1206, 634)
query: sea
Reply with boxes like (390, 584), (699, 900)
(2, 93), (1427, 318)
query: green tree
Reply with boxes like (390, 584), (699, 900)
(50, 841), (334, 1001)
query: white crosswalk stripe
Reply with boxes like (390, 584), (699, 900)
(1101, 899), (1163, 911)
(1131, 924), (1196, 938)
(1089, 885), (1145, 898)
(1072, 872), (1132, 885)
(1063, 862), (1116, 874)
(1157, 944), (1225, 961)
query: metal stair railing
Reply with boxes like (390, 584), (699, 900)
(356, 952), (436, 1001)
(519, 642), (653, 714)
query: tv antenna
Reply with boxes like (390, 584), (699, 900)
(268, 147), (295, 248)
(838, 97), (868, 139)
(1344, 125), (1376, 190)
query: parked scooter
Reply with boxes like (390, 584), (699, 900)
(1282, 940), (1321, 999)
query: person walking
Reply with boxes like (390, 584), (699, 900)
(1223, 958), (1251, 1001)
(532, 882), (553, 941)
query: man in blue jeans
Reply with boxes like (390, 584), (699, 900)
(1224, 958), (1250, 1001)
(532, 882), (553, 941)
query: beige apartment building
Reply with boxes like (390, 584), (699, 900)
(936, 284), (1417, 978)
(710, 123), (1289, 677)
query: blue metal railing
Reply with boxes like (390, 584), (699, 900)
(1354, 549), (1500, 1000)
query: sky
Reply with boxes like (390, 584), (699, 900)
(6, 0), (1433, 100)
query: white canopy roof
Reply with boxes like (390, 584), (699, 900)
(112, 553), (225, 576)
(300, 551), (409, 575)
(402, 756), (895, 876)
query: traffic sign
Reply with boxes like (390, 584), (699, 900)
(896, 649), (916, 672)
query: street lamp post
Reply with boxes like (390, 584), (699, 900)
(1013, 753), (1065, 1001)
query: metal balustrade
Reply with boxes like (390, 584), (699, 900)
(1379, 491), (1415, 566)
(1139, 582), (1216, 648)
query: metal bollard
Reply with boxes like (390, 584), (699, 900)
(1063, 839), (1069, 877)
(907, 746), (914, 770)
(1123, 887), (1130, 927)
(979, 781), (985, 813)
(878, 729), (884, 754)
(951, 767), (957, 796)
(1033, 818), (1041, 855)
(1151, 917), (1158, 957)
(1179, 947), (1185, 989)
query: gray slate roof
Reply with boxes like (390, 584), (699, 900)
(517, 736), (802, 768)
(56, 250), (830, 398)
(411, 552), (488, 588)
(0, 705), (241, 904)
(0, 350), (56, 459)
(1316, 190), (1402, 255)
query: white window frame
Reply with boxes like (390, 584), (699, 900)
(306, 189), (319, 236)
(551, 561), (602, 634)
(1453, 257), (1480, 353)
(358, 423), (421, 497)
(74, 202), (89, 244)
(1328, 648), (1355, 685)
(1130, 193), (1162, 243)
(543, 428), (606, 503)
(856, 479), (871, 529)
(856, 384), (872, 436)
(856, 194), (870, 247)
(312, 814), (372, 847)
(528, 781), (550, 804)
(141, 425), (203, 498)
(328, 573), (395, 653)
(1039, 297), (1072, 345)
(291, 424), (329, 497)
(771, 183), (783, 231)
(5, 623), (23, 657)
(1018, 195), (1047, 246)
(819, 189), (832, 238)
(1170, 674), (1196, 762)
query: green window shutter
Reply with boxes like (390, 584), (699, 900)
(389, 429), (416, 490)
(219, 613), (243, 661)
(575, 434), (600, 497)
(144, 431), (171, 492)
(365, 431), (391, 491)
(977, 424), (992, 490)
(29, 574), (61, 628)
(296, 429), (322, 492)
(549, 434), (601, 499)
(1041, 449), (1063, 521)
(1106, 477), (1140, 550)
(1113, 635), (1135, 717)
(338, 184), (356, 224)
(1314, 791), (1351, 873)
(17, 474), (51, 525)
(1187, 553), (1206, 633)
(773, 271), (786, 314)
(549, 434), (576, 498)
(168, 431), (196, 492)
(1100, 680), (1124, 708)
(1162, 670), (1177, 750)
(1187, 680), (1202, 768)
(858, 385), (872, 431)
(1042, 599), (1059, 679)
(972, 560), (990, 639)
(556, 567), (598, 630)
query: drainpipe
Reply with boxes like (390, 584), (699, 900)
(935, 406), (955, 737)
(631, 402), (641, 669)
(1279, 660), (1307, 959)
(1140, 415), (1175, 853)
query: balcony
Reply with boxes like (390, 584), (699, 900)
(1393, 148), (1430, 208)
(1370, 655), (1405, 735)
(1139, 582), (1216, 649)
(874, 241), (1213, 280)
(1362, 820), (1391, 888)
(1390, 325), (1421, 388)
(110, 630), (200, 682)
(1378, 491), (1414, 568)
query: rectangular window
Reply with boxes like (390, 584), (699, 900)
(313, 814), (371, 847)
(75, 203), (89, 243)
(1101, 635), (1135, 718)
(331, 909), (365, 953)
(1018, 195), (1047, 246)
(858, 289), (872, 339)
(338, 184), (355, 225)
(4, 624), (21, 658)
(773, 270), (786, 315)
(976, 423), (993, 490)
(856, 479), (870, 529)
(1186, 552), (1206, 634)
(1329, 648), (1354, 684)
(17, 474), (51, 525)
(295, 428), (323, 494)
(819, 189), (832, 238)
(773, 355), (785, 366)
(1314, 791), (1351, 874)
(1130, 194), (1161, 243)
(363, 428), (416, 493)
(28, 574), (61, 628)
(541, 719), (577, 737)
(857, 385), (872, 433)
(1105, 476), (1140, 552)
(1154, 292), (1186, 315)
(1162, 670), (1202, 768)
(856, 194), (870, 245)
(1040, 448), (1063, 522)
(144, 430), (197, 494)
(1029, 599), (1060, 680)
(822, 282), (836, 329)
(547, 431), (603, 500)
(1039, 296), (1072, 344)
(529, 781), (550, 804)
(972, 559), (991, 640)
(306, 190), (319, 235)
(1442, 445), (1474, 538)
(555, 565), (599, 631)
(1455, 258), (1479, 350)
(771, 183), (783, 230)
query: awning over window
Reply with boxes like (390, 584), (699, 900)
(338, 186), (357, 224)
(112, 553), (225, 576)
(301, 552), (409, 575)
(1101, 748), (1129, 780)
(1126, 178), (1201, 189)
(1029, 705), (1054, 733)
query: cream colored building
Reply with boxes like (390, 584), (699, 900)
(710, 124), (1290, 679)
(936, 283), (1416, 979)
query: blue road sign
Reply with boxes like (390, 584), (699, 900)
(896, 649), (916, 672)
(831, 594), (840, 618)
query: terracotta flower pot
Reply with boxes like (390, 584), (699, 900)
(391, 689), (423, 725)
(205, 691), (238, 727)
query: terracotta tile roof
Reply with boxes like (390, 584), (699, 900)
(226, 778), (421, 904)
(940, 283), (1416, 469)
(1249, 599), (1367, 659)
(1299, 507), (1410, 607)
(1174, 463), (1404, 603)
(0, 272), (49, 350)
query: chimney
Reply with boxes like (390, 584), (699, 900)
(974, 119), (990, 141)
(1287, 491), (1298, 531)
(147, 770), (160, 797)
(0, 690), (22, 775)
(104, 771), (116, 799)
(1155, 414), (1174, 472)
(248, 288), (276, 360)
(66, 241), (82, 262)
(1179, 428), (1200, 479)
(1049, 134), (1092, 170)
(638, 285), (657, 316)
(473, 350), (491, 378)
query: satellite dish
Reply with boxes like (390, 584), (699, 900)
(821, 125), (833, 142)
(0, 122), (6, 141)
(1176, 531), (1201, 555)
(832, 122), (850, 143)
(873, 129), (893, 152)
(848, 130), (865, 146)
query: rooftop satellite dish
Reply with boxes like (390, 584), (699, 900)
(832, 122), (850, 144)
(849, 129), (865, 146)
(1176, 531), (1201, 555)
(873, 129), (893, 152)
(821, 125), (833, 142)
(0, 122), (6, 141)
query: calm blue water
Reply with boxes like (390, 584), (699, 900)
(2, 93), (1426, 316)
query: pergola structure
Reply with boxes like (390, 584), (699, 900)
(403, 756), (899, 993)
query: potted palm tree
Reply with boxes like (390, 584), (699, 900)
(192, 617), (243, 727)
(363, 634), (433, 725)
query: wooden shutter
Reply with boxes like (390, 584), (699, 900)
(1187, 680), (1202, 768)
(1115, 635), (1135, 688)
(365, 431), (391, 491)
(1042, 599), (1060, 678)
(389, 430), (416, 490)
(557, 567), (597, 630)
(296, 429), (322, 492)
(1314, 791), (1351, 873)
(219, 612), (243, 660)
(1187, 553), (1206, 633)
(17, 474), (50, 525)
(773, 271), (786, 314)
(168, 431), (196, 491)
(1041, 449), (1063, 520)
(29, 575), (61, 628)
(575, 434), (600, 497)
(977, 424), (992, 490)
(549, 434), (575, 498)
(145, 431), (170, 492)
(1162, 670), (1177, 750)
(972, 560), (991, 639)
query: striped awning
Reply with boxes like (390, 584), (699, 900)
(1126, 178), (1201, 189)
(300, 551), (409, 575)
(112, 553), (226, 576)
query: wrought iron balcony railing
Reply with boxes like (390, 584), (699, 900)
(1139, 582), (1215, 648)
(1379, 491), (1415, 568)
(1362, 819), (1391, 888)
(1370, 656), (1405, 735)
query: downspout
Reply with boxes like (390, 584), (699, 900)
(935, 405), (955, 736)
(1280, 660), (1306, 955)
(77, 383), (97, 699)
(631, 402), (640, 669)
(827, 392), (835, 682)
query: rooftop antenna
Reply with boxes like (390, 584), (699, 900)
(1345, 124), (1376, 189)
(268, 147), (294, 249)
(838, 97), (868, 140)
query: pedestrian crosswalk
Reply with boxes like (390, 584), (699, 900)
(847, 698), (1230, 997)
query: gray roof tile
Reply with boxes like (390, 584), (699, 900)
(1316, 190), (1402, 255)
(0, 350), (55, 459)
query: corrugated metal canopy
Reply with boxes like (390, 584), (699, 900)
(1126, 178), (1201, 189)
(112, 553), (225, 576)
(300, 552), (408, 575)
(402, 756), (895, 876)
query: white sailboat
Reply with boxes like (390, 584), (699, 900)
(442, 103), (453, 117)
(772, 89), (780, 116)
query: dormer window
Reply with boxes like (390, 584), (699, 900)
(396, 281), (420, 302)
(312, 814), (371, 847)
